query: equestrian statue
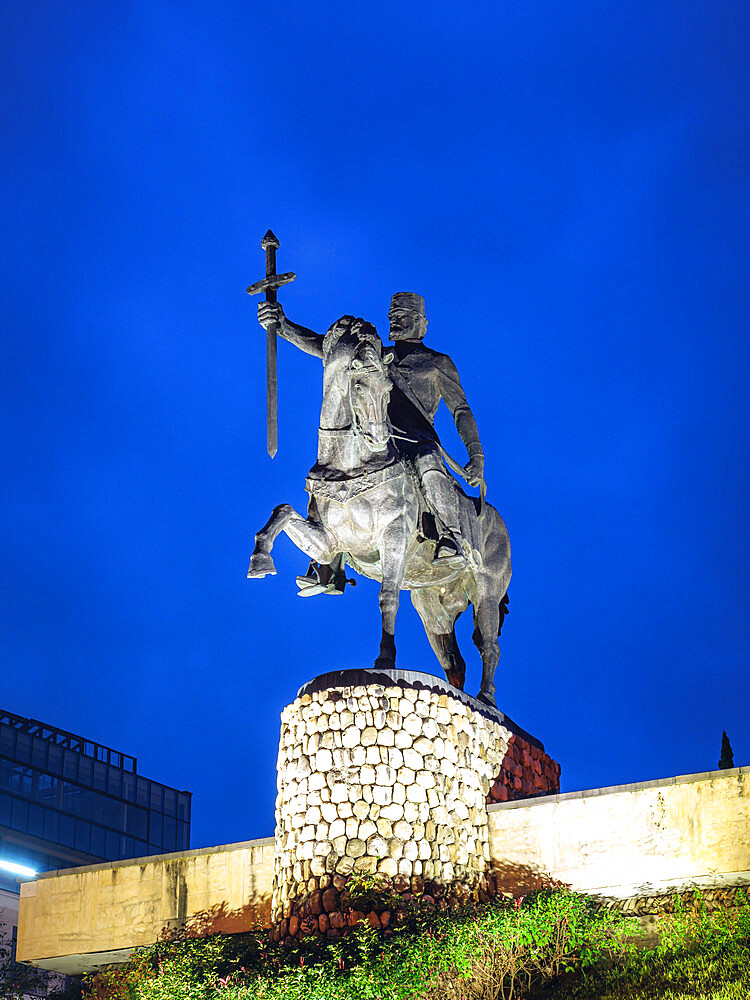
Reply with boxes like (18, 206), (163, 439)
(245, 233), (511, 706)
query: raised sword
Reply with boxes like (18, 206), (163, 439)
(246, 230), (296, 458)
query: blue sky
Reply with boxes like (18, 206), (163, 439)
(2, 0), (748, 850)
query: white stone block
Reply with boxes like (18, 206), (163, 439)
(403, 714), (422, 737)
(375, 764), (393, 786)
(353, 799), (369, 819)
(331, 783), (348, 803)
(380, 802), (404, 821)
(342, 726), (360, 749)
(346, 817), (360, 839)
(377, 727), (395, 746)
(373, 784), (393, 806)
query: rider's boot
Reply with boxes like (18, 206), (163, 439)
(421, 470), (465, 565)
(434, 533), (463, 561)
(296, 556), (352, 597)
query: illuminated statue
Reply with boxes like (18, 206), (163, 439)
(245, 235), (510, 704)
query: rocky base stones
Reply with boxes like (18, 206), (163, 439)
(487, 733), (561, 802)
(272, 676), (560, 942)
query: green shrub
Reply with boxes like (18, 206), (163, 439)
(81, 889), (638, 1000)
(77, 888), (750, 1000)
(549, 888), (750, 1000)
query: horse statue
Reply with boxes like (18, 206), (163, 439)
(247, 315), (511, 706)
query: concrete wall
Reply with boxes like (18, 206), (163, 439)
(489, 767), (750, 898)
(16, 768), (749, 975)
(16, 838), (274, 975)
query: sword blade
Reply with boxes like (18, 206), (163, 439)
(266, 319), (278, 458)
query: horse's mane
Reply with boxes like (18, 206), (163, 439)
(323, 314), (383, 362)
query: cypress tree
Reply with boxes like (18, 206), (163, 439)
(718, 730), (734, 770)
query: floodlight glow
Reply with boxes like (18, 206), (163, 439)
(0, 859), (37, 878)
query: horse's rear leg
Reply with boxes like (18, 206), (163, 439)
(473, 589), (501, 707)
(411, 588), (468, 690)
(248, 504), (334, 578)
(374, 526), (409, 670)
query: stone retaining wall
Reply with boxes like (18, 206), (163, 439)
(272, 669), (560, 942)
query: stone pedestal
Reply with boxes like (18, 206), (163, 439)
(271, 668), (560, 941)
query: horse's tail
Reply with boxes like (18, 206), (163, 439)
(498, 592), (510, 636)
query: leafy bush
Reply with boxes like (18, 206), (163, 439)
(76, 887), (750, 1000)
(560, 888), (750, 1000)
(80, 889), (637, 1000)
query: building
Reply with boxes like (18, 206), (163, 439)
(0, 707), (191, 992)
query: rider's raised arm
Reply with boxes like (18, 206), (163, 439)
(279, 319), (324, 359)
(257, 302), (324, 359)
(437, 354), (483, 460)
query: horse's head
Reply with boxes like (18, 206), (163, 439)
(349, 339), (394, 452)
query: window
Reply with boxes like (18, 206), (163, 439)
(105, 830), (119, 858)
(90, 824), (106, 857)
(150, 783), (163, 813)
(62, 782), (83, 817)
(44, 809), (60, 842)
(107, 768), (122, 797)
(149, 811), (163, 846)
(93, 761), (107, 792)
(0, 725), (16, 757)
(100, 795), (123, 829)
(32, 737), (48, 770)
(163, 816), (176, 851)
(63, 750), (78, 780)
(10, 764), (32, 797)
(11, 797), (29, 832)
(28, 803), (44, 838)
(36, 772), (58, 806)
(177, 793), (190, 821)
(60, 814), (75, 847)
(78, 756), (93, 786)
(15, 732), (31, 763)
(122, 772), (135, 802)
(136, 778), (149, 807)
(75, 820), (91, 854)
(47, 744), (63, 775)
(125, 805), (148, 841)
(177, 821), (190, 851)
(163, 788), (176, 817)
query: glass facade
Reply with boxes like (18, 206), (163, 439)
(0, 709), (191, 893)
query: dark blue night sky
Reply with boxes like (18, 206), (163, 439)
(2, 1), (748, 852)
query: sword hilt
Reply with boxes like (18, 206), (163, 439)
(246, 272), (296, 298)
(261, 230), (279, 302)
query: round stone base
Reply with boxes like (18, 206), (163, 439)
(271, 668), (559, 942)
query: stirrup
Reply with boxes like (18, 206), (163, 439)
(433, 535), (464, 564)
(296, 561), (353, 597)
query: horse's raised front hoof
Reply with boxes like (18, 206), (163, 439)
(247, 552), (277, 578)
(476, 689), (497, 708)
